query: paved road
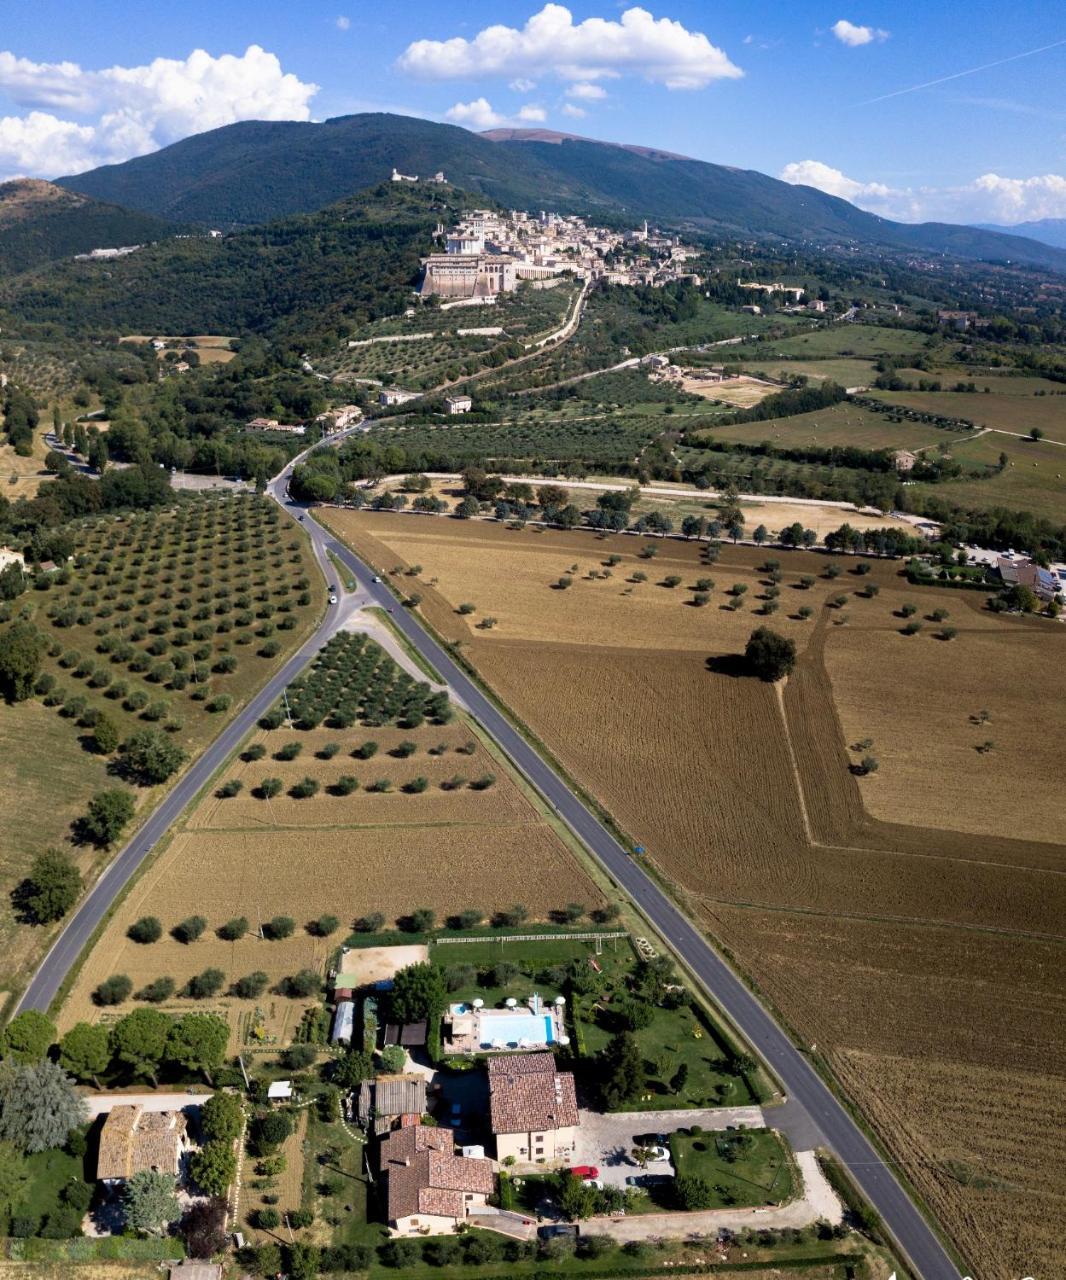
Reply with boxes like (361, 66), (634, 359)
(17, 438), (962, 1280)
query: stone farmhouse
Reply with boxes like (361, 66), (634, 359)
(96, 1105), (189, 1184)
(380, 1125), (495, 1235)
(488, 1052), (578, 1167)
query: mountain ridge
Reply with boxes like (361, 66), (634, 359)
(54, 112), (1066, 272)
(974, 218), (1066, 251)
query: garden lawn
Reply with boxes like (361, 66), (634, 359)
(302, 1108), (386, 1249)
(2, 1145), (84, 1236)
(669, 1128), (795, 1208)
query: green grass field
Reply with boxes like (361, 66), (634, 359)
(742, 357), (878, 387)
(669, 1128), (796, 1209)
(739, 323), (930, 362)
(914, 431), (1066, 521)
(700, 401), (949, 452)
(877, 389), (1066, 440)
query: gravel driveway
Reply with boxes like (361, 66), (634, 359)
(571, 1106), (765, 1188)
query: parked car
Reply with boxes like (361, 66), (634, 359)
(645, 1145), (670, 1163)
(634, 1133), (669, 1149)
(585, 1178), (604, 1190)
(568, 1165), (599, 1180)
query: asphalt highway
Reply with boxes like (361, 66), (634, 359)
(17, 448), (963, 1280)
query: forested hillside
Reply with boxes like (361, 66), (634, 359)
(0, 183), (453, 344)
(0, 180), (178, 276)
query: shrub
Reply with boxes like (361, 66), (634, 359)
(94, 974), (133, 1006)
(173, 915), (208, 944)
(233, 971), (269, 999)
(278, 969), (322, 998)
(217, 916), (249, 941)
(308, 914), (340, 937)
(138, 977), (176, 1003)
(264, 915), (296, 940)
(128, 916), (163, 944)
(183, 968), (226, 999)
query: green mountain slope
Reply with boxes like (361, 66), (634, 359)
(0, 183), (451, 341)
(57, 113), (1066, 272)
(0, 179), (179, 275)
(975, 218), (1066, 251)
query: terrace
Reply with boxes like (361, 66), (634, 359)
(444, 992), (569, 1055)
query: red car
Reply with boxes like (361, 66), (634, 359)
(568, 1166), (600, 1180)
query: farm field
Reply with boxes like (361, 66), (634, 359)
(57, 632), (604, 1049)
(0, 493), (325, 1005)
(742, 358), (880, 387)
(744, 324), (931, 361)
(120, 333), (236, 364)
(911, 429), (1066, 520)
(323, 510), (1066, 1280)
(877, 388), (1066, 439)
(697, 401), (950, 452)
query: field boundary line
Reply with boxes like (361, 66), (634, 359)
(433, 930), (627, 945)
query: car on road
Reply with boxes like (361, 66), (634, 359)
(568, 1165), (599, 1180)
(372, 575), (382, 583)
(329, 594), (338, 605)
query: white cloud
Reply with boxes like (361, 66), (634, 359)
(444, 97), (506, 129)
(561, 103), (587, 118)
(336, 16), (351, 31)
(398, 4), (742, 90)
(780, 159), (893, 202)
(780, 158), (1066, 224)
(509, 77), (536, 92)
(566, 81), (607, 100)
(446, 97), (552, 130)
(831, 19), (889, 47)
(0, 45), (318, 181)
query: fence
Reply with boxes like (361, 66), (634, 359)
(432, 931), (628, 946)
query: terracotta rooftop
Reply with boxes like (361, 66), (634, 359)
(97, 1105), (187, 1181)
(380, 1125), (494, 1221)
(488, 1052), (578, 1134)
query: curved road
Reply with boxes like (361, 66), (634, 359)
(17, 446), (962, 1280)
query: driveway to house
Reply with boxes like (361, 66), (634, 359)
(586, 1149), (843, 1240)
(571, 1107), (765, 1189)
(82, 1090), (209, 1118)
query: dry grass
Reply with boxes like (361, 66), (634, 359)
(321, 511), (1066, 1279)
(881, 388), (1066, 440)
(238, 1106), (308, 1232)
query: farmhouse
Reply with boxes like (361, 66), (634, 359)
(379, 388), (423, 407)
(444, 394), (472, 415)
(357, 1072), (427, 1134)
(379, 1124), (495, 1235)
(96, 1105), (189, 1184)
(892, 449), (919, 473)
(488, 1052), (578, 1166)
(997, 556), (1060, 601)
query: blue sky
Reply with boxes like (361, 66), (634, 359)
(1, 1), (1064, 224)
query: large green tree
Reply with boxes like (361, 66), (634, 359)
(124, 1169), (180, 1236)
(111, 1009), (171, 1085)
(388, 962), (446, 1024)
(120, 728), (186, 785)
(166, 1014), (228, 1085)
(0, 1060), (88, 1153)
(19, 848), (81, 924)
(189, 1140), (237, 1197)
(0, 622), (44, 702)
(200, 1091), (243, 1144)
(59, 1022), (112, 1087)
(79, 789), (136, 848)
(599, 1032), (643, 1110)
(1, 1011), (56, 1063)
(743, 626), (797, 682)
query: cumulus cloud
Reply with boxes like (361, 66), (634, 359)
(509, 77), (536, 92)
(561, 103), (587, 118)
(831, 19), (889, 47)
(780, 158), (1066, 224)
(567, 81), (607, 100)
(336, 16), (351, 30)
(445, 97), (506, 129)
(0, 45), (317, 181)
(446, 97), (551, 130)
(398, 4), (742, 90)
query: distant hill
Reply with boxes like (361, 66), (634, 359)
(974, 218), (1066, 251)
(0, 182), (451, 342)
(57, 113), (1066, 272)
(0, 179), (178, 275)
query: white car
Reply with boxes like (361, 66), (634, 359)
(329, 594), (338, 605)
(585, 1178), (604, 1190)
(372, 575), (382, 583)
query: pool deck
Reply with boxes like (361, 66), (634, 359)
(444, 998), (567, 1055)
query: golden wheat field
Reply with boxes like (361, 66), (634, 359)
(323, 509), (1066, 1280)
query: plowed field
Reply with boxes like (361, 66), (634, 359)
(322, 510), (1066, 1280)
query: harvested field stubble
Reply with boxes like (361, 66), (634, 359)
(322, 510), (1066, 1279)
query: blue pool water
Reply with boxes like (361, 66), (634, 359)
(479, 1011), (554, 1047)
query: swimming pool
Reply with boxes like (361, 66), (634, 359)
(478, 1010), (555, 1048)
